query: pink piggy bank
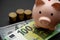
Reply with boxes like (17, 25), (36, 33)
(32, 0), (60, 30)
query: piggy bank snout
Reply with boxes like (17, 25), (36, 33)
(39, 17), (51, 25)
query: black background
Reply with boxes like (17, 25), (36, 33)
(0, 0), (60, 40)
(0, 0), (34, 27)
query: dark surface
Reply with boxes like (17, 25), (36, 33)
(0, 0), (35, 27)
(0, 0), (60, 40)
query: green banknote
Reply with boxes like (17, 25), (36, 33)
(4, 21), (60, 40)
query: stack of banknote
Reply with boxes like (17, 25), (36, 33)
(0, 19), (60, 40)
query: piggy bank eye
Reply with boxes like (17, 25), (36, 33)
(51, 13), (53, 16)
(39, 11), (41, 14)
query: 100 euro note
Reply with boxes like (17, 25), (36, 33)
(4, 21), (60, 40)
(0, 19), (33, 40)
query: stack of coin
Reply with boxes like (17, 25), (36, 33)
(9, 12), (17, 23)
(24, 9), (32, 20)
(16, 9), (24, 21)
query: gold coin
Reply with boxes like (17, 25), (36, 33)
(24, 9), (32, 15)
(16, 9), (24, 14)
(9, 12), (17, 18)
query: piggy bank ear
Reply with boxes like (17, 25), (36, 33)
(35, 0), (45, 6)
(52, 3), (60, 11)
